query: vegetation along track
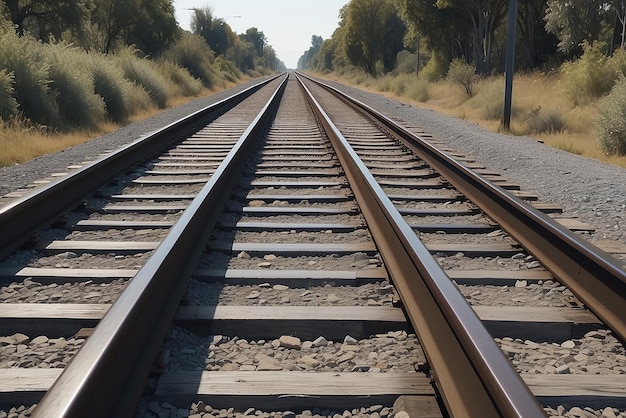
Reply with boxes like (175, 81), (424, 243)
(0, 72), (624, 418)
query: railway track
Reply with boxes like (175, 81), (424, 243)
(0, 72), (624, 418)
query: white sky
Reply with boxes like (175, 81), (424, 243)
(173, 0), (348, 69)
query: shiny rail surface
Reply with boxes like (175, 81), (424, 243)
(297, 74), (546, 418)
(299, 73), (626, 344)
(27, 75), (289, 418)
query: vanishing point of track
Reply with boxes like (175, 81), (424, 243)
(0, 72), (624, 418)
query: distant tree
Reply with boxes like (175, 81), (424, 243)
(190, 7), (230, 56)
(241, 27), (266, 57)
(343, 0), (403, 77)
(300, 35), (324, 69)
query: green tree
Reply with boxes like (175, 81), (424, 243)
(396, 0), (464, 78)
(436, 0), (508, 75)
(3, 0), (90, 39)
(190, 7), (231, 56)
(241, 27), (266, 57)
(544, 0), (612, 55)
(517, 0), (557, 68)
(127, 0), (178, 56)
(343, 0), (403, 77)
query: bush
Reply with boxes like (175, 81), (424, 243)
(157, 60), (203, 97)
(46, 44), (106, 130)
(447, 58), (478, 98)
(421, 52), (449, 82)
(214, 57), (241, 83)
(0, 69), (18, 120)
(0, 34), (60, 127)
(523, 106), (566, 134)
(116, 48), (172, 108)
(597, 75), (626, 155)
(161, 33), (218, 88)
(89, 54), (149, 123)
(405, 78), (430, 102)
(562, 42), (617, 106)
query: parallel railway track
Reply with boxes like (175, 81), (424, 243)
(0, 72), (624, 418)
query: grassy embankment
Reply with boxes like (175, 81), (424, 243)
(0, 82), (245, 167)
(0, 27), (264, 168)
(317, 69), (626, 169)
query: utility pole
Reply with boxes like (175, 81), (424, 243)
(501, 0), (517, 131)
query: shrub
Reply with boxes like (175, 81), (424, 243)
(562, 41), (617, 106)
(523, 106), (566, 134)
(421, 52), (449, 82)
(447, 58), (478, 98)
(161, 33), (218, 88)
(157, 60), (203, 97)
(597, 75), (626, 155)
(116, 48), (171, 108)
(0, 69), (18, 120)
(405, 78), (430, 102)
(45, 44), (106, 130)
(214, 57), (241, 83)
(0, 34), (60, 127)
(89, 54), (149, 123)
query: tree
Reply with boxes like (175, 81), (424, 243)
(343, 0), (403, 76)
(3, 0), (90, 39)
(240, 27), (266, 57)
(190, 7), (231, 56)
(128, 0), (178, 56)
(544, 0), (612, 55)
(436, 0), (508, 75)
(396, 0), (468, 78)
(517, 0), (557, 68)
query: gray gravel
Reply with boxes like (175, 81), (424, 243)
(320, 79), (626, 246)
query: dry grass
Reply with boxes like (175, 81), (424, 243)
(315, 71), (626, 169)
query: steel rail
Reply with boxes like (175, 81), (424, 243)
(301, 74), (626, 345)
(30, 74), (289, 418)
(0, 74), (282, 261)
(297, 73), (547, 418)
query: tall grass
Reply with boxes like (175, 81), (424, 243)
(160, 33), (219, 89)
(0, 69), (17, 119)
(116, 48), (172, 108)
(314, 64), (626, 167)
(0, 33), (60, 127)
(89, 53), (151, 124)
(597, 75), (626, 155)
(46, 43), (107, 130)
(0, 16), (252, 167)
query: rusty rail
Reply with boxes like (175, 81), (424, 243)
(297, 73), (547, 417)
(30, 74), (288, 418)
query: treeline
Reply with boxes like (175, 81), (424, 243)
(0, 1), (285, 131)
(298, 0), (626, 156)
(299, 0), (625, 78)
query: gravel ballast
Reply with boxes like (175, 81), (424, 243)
(320, 78), (626, 247)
